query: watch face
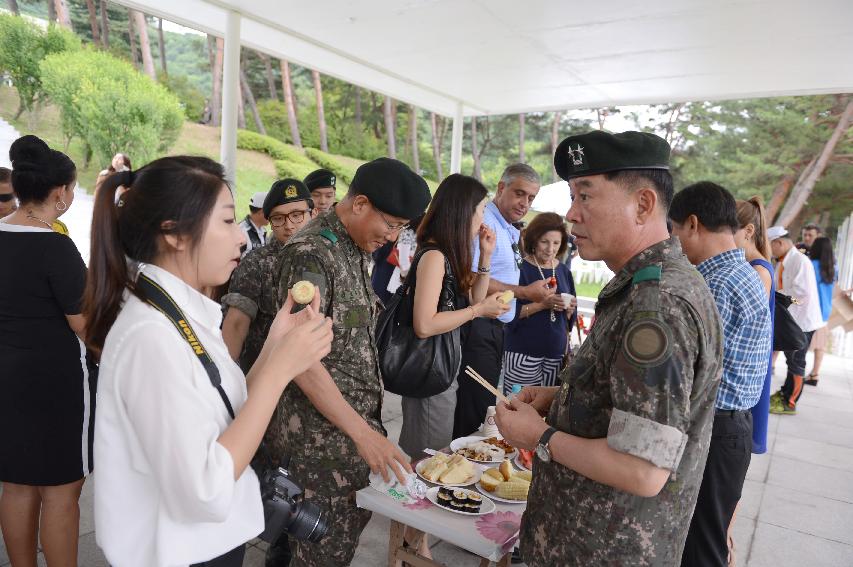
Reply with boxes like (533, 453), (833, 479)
(536, 443), (551, 463)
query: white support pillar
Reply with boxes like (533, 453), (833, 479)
(449, 101), (464, 174)
(219, 10), (241, 189)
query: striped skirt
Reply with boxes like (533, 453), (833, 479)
(501, 351), (563, 397)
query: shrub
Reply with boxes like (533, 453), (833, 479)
(0, 15), (79, 117)
(40, 48), (183, 167)
(237, 130), (319, 180)
(304, 147), (357, 185)
(160, 72), (205, 122)
(254, 99), (292, 143)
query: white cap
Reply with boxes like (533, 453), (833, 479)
(249, 191), (267, 209)
(767, 226), (788, 241)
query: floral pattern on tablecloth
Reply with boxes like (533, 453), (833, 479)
(476, 510), (522, 553)
(403, 497), (434, 511)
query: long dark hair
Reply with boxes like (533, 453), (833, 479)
(809, 236), (835, 284)
(9, 135), (76, 204)
(83, 156), (229, 351)
(108, 153), (132, 174)
(416, 174), (487, 294)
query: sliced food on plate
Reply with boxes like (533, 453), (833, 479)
(452, 436), (517, 463)
(478, 459), (532, 502)
(418, 453), (478, 486)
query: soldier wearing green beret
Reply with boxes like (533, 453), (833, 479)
(496, 131), (724, 566)
(258, 158), (431, 567)
(221, 179), (316, 373)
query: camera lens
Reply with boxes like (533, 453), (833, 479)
(288, 500), (329, 543)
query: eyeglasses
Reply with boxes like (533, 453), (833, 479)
(376, 209), (409, 234)
(269, 209), (311, 228)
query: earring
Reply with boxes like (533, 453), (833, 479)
(56, 200), (67, 212)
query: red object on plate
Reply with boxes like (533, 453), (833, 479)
(518, 448), (534, 470)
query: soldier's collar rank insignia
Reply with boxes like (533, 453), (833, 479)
(285, 185), (298, 198)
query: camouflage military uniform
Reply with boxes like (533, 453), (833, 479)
(221, 237), (286, 373)
(520, 237), (723, 566)
(260, 210), (383, 567)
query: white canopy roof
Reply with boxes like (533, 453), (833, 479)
(116, 0), (852, 117)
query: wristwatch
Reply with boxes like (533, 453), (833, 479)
(535, 426), (558, 463)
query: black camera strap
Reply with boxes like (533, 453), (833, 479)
(136, 272), (236, 420)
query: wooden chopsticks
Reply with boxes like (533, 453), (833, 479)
(464, 365), (510, 405)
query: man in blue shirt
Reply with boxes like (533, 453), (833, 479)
(670, 181), (772, 567)
(454, 163), (553, 437)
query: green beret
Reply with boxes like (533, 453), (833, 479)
(304, 169), (336, 191)
(554, 130), (671, 181)
(350, 157), (430, 219)
(263, 178), (313, 219)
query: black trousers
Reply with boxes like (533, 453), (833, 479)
(780, 330), (815, 407)
(681, 410), (752, 567)
(190, 544), (246, 567)
(453, 318), (505, 438)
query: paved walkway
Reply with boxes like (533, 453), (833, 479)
(2, 352), (852, 566)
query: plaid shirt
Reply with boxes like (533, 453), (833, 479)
(697, 248), (772, 410)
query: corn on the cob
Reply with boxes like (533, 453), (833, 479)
(496, 480), (530, 500)
(512, 470), (532, 483)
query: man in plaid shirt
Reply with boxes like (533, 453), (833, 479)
(670, 181), (772, 567)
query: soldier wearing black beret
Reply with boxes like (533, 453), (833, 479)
(260, 158), (430, 567)
(496, 130), (724, 566)
(304, 168), (337, 214)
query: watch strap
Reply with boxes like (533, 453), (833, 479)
(538, 426), (558, 449)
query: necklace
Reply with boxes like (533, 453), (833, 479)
(26, 213), (54, 231)
(533, 256), (557, 322)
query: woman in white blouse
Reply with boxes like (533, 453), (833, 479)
(82, 156), (333, 567)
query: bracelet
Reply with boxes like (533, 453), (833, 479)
(478, 265), (491, 273)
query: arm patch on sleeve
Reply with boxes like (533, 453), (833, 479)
(622, 318), (672, 368)
(607, 408), (687, 471)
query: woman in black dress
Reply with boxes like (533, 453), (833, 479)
(0, 135), (93, 566)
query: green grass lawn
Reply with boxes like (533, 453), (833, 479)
(573, 280), (604, 299)
(0, 86), (277, 209)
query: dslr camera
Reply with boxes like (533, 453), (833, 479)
(259, 467), (328, 543)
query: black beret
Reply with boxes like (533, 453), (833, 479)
(350, 157), (430, 219)
(263, 178), (313, 219)
(554, 130), (671, 181)
(304, 168), (336, 191)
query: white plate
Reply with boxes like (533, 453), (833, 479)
(475, 481), (527, 504)
(415, 458), (481, 487)
(426, 486), (496, 516)
(450, 436), (518, 464)
(514, 453), (532, 472)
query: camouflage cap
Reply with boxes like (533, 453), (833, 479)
(554, 130), (671, 181)
(263, 178), (313, 218)
(350, 157), (430, 219)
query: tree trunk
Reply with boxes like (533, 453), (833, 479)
(54, 0), (72, 29)
(127, 8), (140, 69)
(430, 112), (443, 180)
(354, 86), (362, 130)
(518, 113), (526, 162)
(280, 60), (301, 147)
(211, 36), (223, 127)
(312, 70), (328, 152)
(241, 66), (266, 135)
(551, 111), (563, 181)
(99, 0), (109, 49)
(409, 105), (419, 173)
(47, 0), (56, 23)
(7, 0), (19, 15)
(471, 117), (482, 181)
(131, 10), (157, 81)
(85, 0), (100, 45)
(237, 87), (246, 130)
(383, 96), (396, 158)
(259, 53), (278, 100)
(764, 173), (797, 222)
(775, 98), (853, 227)
(157, 18), (167, 75)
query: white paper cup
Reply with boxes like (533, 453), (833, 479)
(561, 293), (574, 307)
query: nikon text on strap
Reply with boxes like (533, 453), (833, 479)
(136, 273), (236, 420)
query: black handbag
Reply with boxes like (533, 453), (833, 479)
(773, 291), (808, 352)
(375, 248), (462, 398)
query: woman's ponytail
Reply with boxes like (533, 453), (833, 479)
(736, 196), (770, 260)
(83, 171), (133, 352)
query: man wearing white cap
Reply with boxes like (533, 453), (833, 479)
(239, 191), (269, 258)
(767, 226), (823, 415)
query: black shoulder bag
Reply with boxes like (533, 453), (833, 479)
(136, 273), (235, 419)
(773, 291), (808, 352)
(375, 248), (463, 398)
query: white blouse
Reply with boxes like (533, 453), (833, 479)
(94, 264), (263, 567)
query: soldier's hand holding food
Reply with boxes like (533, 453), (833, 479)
(495, 396), (550, 451)
(353, 426), (413, 484)
(516, 385), (559, 416)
